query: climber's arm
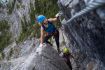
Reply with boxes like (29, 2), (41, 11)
(40, 27), (45, 44)
(48, 13), (60, 23)
(48, 17), (59, 23)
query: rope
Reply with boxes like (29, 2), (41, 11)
(66, 1), (105, 24)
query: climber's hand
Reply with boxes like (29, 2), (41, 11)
(55, 12), (63, 18)
(36, 44), (43, 54)
(39, 43), (43, 47)
(55, 13), (60, 18)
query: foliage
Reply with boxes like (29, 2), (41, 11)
(35, 0), (59, 18)
(7, 0), (16, 14)
(30, 1), (40, 38)
(16, 3), (21, 9)
(0, 20), (11, 52)
(17, 16), (33, 42)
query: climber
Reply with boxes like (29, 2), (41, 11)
(60, 47), (74, 70)
(36, 14), (60, 53)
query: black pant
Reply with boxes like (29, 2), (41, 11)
(43, 30), (59, 52)
(66, 60), (72, 70)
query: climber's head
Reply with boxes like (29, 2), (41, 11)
(36, 15), (48, 25)
(63, 47), (70, 54)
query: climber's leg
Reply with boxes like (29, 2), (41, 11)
(66, 60), (72, 70)
(43, 35), (53, 46)
(54, 30), (60, 53)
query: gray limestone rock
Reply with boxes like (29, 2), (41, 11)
(0, 43), (70, 70)
(58, 0), (105, 70)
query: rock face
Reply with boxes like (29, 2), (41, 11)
(0, 42), (70, 70)
(58, 0), (105, 70)
(32, 44), (70, 70)
(0, 0), (35, 39)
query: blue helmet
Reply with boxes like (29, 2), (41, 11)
(37, 15), (46, 24)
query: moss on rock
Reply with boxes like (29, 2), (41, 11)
(0, 20), (11, 52)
